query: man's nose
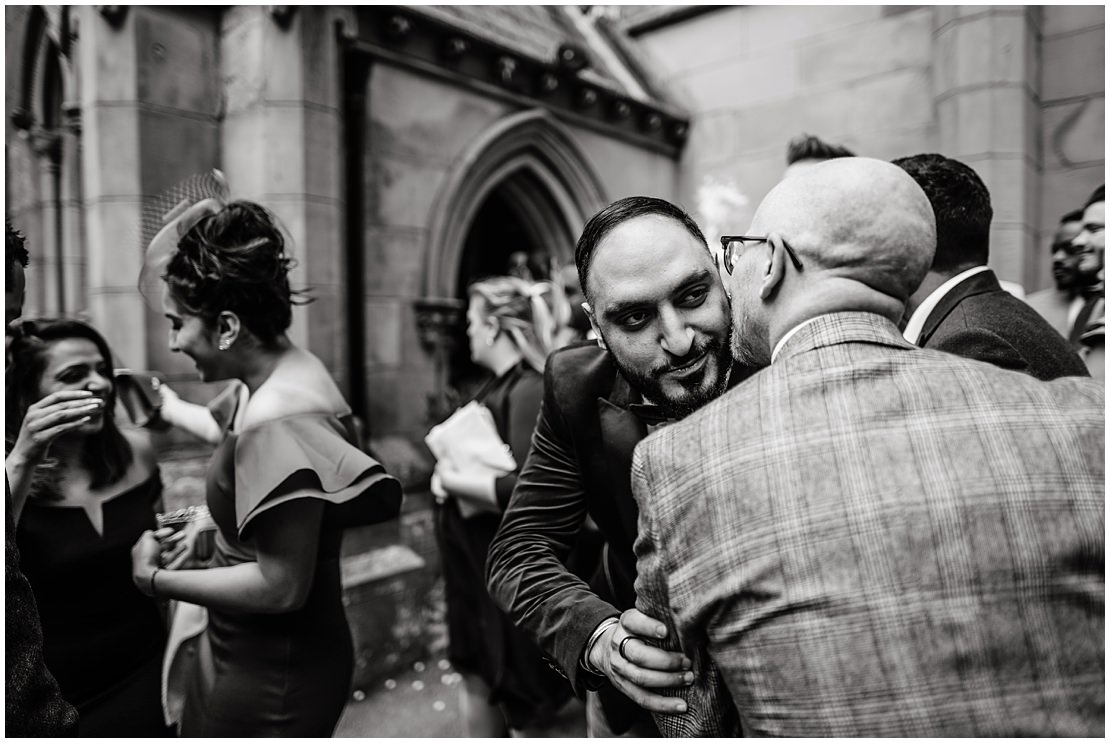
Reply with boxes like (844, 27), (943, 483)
(659, 309), (695, 357)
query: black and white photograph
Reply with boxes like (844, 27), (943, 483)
(4, 4), (1104, 738)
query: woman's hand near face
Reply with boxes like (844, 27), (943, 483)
(10, 390), (105, 460)
(5, 390), (108, 522)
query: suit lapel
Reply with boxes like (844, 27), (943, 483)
(919, 269), (1002, 346)
(597, 374), (648, 539)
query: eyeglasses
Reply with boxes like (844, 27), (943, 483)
(717, 235), (804, 276)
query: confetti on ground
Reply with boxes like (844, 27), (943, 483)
(441, 674), (453, 685)
(352, 690), (366, 702)
(433, 701), (446, 712)
(438, 659), (451, 670)
(414, 661), (426, 672)
(384, 679), (397, 690)
(412, 680), (425, 691)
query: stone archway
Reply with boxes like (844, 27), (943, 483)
(415, 107), (607, 416)
(422, 108), (608, 301)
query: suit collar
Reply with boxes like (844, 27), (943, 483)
(775, 311), (915, 362)
(914, 267), (999, 345)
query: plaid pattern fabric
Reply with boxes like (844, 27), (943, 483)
(632, 312), (1105, 737)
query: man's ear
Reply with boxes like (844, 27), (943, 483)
(582, 302), (607, 350)
(759, 234), (788, 300)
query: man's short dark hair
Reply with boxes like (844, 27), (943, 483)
(6, 218), (29, 285)
(575, 196), (707, 301)
(1061, 208), (1085, 224)
(892, 153), (992, 274)
(1085, 185), (1105, 208)
(785, 134), (855, 165)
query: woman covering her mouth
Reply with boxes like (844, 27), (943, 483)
(7, 318), (172, 736)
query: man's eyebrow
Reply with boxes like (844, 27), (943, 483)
(601, 268), (716, 320)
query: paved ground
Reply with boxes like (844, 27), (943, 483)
(336, 655), (587, 738)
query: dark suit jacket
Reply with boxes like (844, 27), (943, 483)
(486, 345), (647, 702)
(633, 313), (1104, 736)
(918, 269), (1088, 380)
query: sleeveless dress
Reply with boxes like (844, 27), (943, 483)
(17, 470), (171, 737)
(180, 352), (402, 737)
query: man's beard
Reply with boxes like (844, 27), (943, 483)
(607, 329), (733, 421)
(730, 294), (772, 370)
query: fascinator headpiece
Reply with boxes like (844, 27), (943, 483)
(138, 169), (230, 307)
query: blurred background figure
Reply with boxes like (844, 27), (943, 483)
(128, 199), (402, 736)
(1069, 185), (1105, 379)
(894, 153), (1088, 380)
(783, 132), (855, 180)
(432, 276), (588, 737)
(8, 319), (171, 737)
(1026, 209), (1086, 337)
(553, 262), (593, 346)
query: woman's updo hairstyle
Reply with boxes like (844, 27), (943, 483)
(468, 276), (563, 373)
(164, 201), (307, 346)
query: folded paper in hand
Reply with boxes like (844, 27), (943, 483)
(425, 401), (517, 472)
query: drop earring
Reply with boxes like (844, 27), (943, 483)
(485, 334), (496, 347)
(218, 339), (231, 351)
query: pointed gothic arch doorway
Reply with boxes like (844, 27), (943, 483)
(417, 109), (607, 417)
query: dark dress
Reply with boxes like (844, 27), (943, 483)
(437, 362), (598, 730)
(180, 408), (402, 737)
(16, 470), (170, 737)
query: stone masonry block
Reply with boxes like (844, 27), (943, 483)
(220, 107), (268, 198)
(1043, 98), (1105, 170)
(1042, 27), (1105, 102)
(220, 9), (267, 117)
(744, 5), (880, 52)
(363, 298), (403, 369)
(730, 98), (812, 157)
(969, 157), (1038, 226)
(681, 46), (798, 112)
(636, 7), (748, 81)
(573, 126), (673, 202)
(135, 8), (219, 116)
(304, 105), (343, 201)
(370, 68), (510, 168)
(88, 291), (147, 368)
(1042, 5), (1105, 36)
(263, 105), (308, 195)
(363, 226), (428, 298)
(303, 198), (345, 287)
(936, 10), (1030, 92)
(82, 106), (142, 199)
(685, 111), (738, 167)
(935, 86), (1034, 160)
(797, 9), (931, 89)
(83, 200), (143, 288)
(849, 68), (933, 134)
(368, 156), (449, 231)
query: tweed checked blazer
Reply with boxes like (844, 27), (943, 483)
(632, 312), (1105, 737)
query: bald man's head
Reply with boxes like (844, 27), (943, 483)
(749, 157), (936, 302)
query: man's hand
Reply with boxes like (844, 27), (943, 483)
(9, 390), (104, 462)
(589, 608), (694, 714)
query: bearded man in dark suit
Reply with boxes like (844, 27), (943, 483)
(894, 153), (1088, 380)
(487, 196), (747, 736)
(632, 158), (1104, 736)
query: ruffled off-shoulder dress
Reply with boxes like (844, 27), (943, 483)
(180, 349), (402, 737)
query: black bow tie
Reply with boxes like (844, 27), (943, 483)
(627, 403), (674, 426)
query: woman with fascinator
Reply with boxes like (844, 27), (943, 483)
(129, 197), (402, 736)
(8, 319), (172, 736)
(432, 275), (589, 736)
